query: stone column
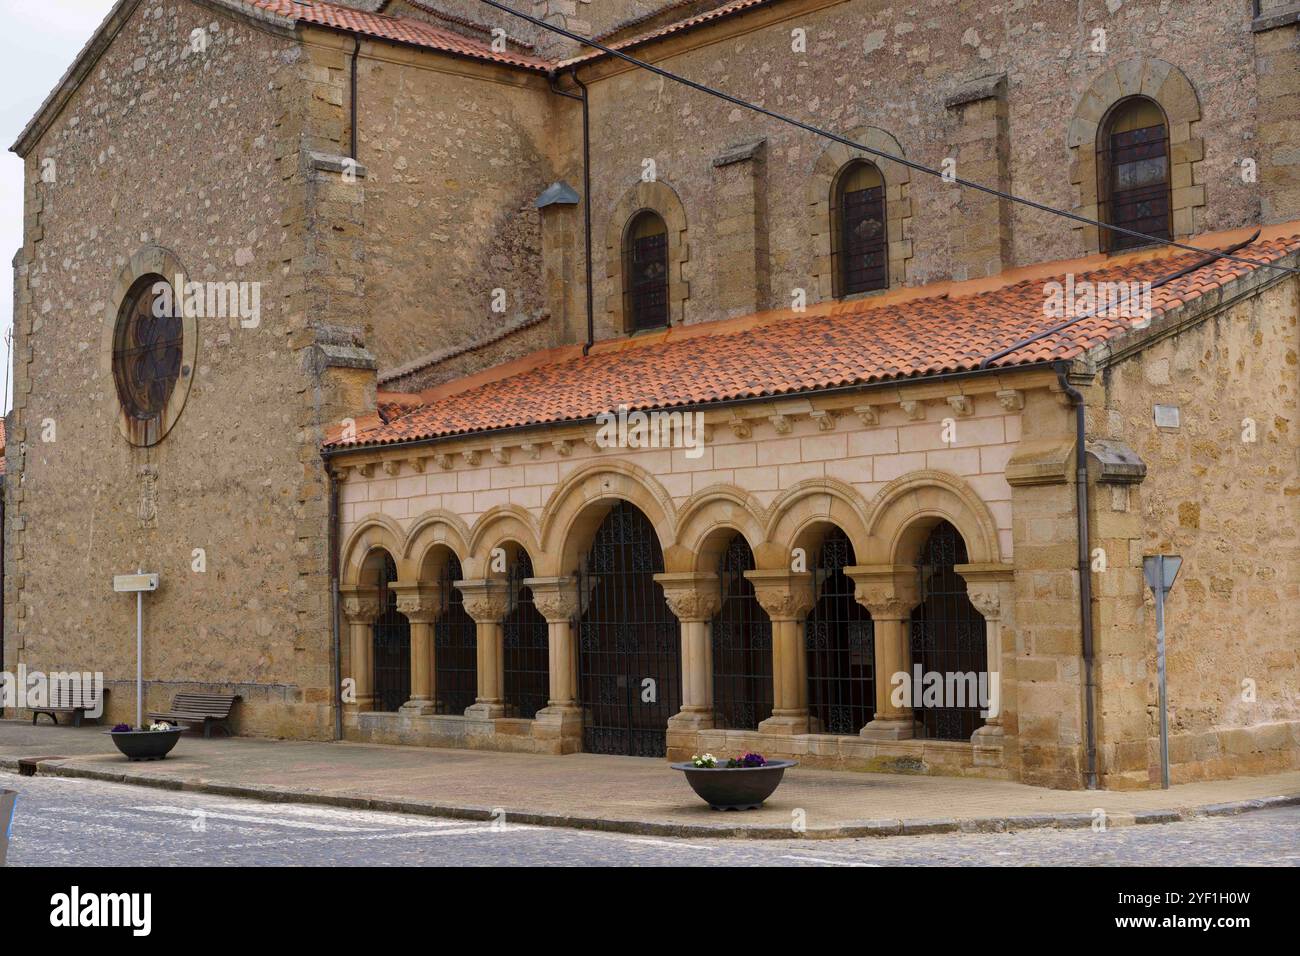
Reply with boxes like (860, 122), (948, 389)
(340, 590), (380, 713)
(526, 576), (583, 749)
(956, 564), (1015, 763)
(744, 570), (815, 735)
(393, 583), (441, 716)
(848, 565), (919, 740)
(656, 572), (722, 732)
(457, 579), (511, 719)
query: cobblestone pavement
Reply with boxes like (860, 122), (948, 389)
(6, 772), (1298, 866)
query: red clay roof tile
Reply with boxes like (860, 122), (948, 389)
(326, 234), (1300, 452)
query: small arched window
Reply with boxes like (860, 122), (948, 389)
(623, 210), (669, 331)
(832, 161), (888, 296)
(1099, 96), (1171, 253)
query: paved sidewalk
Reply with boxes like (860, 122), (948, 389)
(2, 721), (1297, 839)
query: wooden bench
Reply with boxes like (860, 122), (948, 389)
(148, 693), (240, 738)
(31, 685), (108, 728)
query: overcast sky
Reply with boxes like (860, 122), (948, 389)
(0, 0), (114, 414)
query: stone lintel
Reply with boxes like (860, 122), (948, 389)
(1005, 437), (1076, 486)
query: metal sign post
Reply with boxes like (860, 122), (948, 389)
(113, 571), (159, 729)
(1143, 554), (1182, 789)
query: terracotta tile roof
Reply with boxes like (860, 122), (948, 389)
(561, 0), (777, 66)
(326, 232), (1300, 451)
(245, 0), (550, 70)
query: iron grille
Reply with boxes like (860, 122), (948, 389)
(629, 232), (668, 330)
(910, 521), (987, 741)
(576, 501), (680, 756)
(372, 554), (411, 713)
(1105, 123), (1170, 252)
(805, 527), (875, 735)
(434, 554), (478, 715)
(711, 535), (772, 730)
(502, 551), (550, 720)
(841, 185), (888, 294)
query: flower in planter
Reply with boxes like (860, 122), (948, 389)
(690, 753), (717, 768)
(148, 721), (173, 732)
(110, 723), (132, 733)
(726, 752), (768, 768)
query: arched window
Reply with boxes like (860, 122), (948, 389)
(623, 210), (669, 331)
(1099, 96), (1171, 253)
(805, 527), (875, 735)
(832, 161), (888, 296)
(710, 535), (772, 730)
(434, 554), (477, 715)
(502, 550), (549, 720)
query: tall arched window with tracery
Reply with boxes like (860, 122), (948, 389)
(623, 210), (669, 331)
(832, 161), (888, 296)
(1099, 96), (1171, 253)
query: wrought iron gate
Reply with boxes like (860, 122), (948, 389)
(805, 527), (875, 735)
(910, 521), (987, 740)
(434, 554), (477, 715)
(503, 551), (549, 720)
(372, 554), (410, 713)
(576, 501), (680, 756)
(711, 535), (772, 730)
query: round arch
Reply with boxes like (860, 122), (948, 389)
(1067, 58), (1202, 253)
(763, 477), (872, 567)
(603, 178), (690, 332)
(403, 509), (472, 583)
(341, 514), (408, 587)
(468, 505), (543, 579)
(807, 126), (913, 299)
(537, 459), (678, 576)
(863, 470), (1001, 566)
(670, 484), (768, 574)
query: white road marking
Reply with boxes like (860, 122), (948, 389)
(622, 837), (708, 851)
(780, 855), (877, 866)
(131, 806), (391, 832)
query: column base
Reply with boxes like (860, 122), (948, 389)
(667, 708), (714, 732)
(971, 723), (1005, 766)
(399, 698), (435, 716)
(464, 701), (507, 720)
(757, 713), (810, 735)
(860, 717), (915, 740)
(531, 704), (583, 753)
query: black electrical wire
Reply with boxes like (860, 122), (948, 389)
(480, 0), (1300, 278)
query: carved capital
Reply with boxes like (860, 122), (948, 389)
(743, 570), (815, 620)
(456, 580), (511, 623)
(966, 587), (1000, 621)
(526, 576), (581, 623)
(845, 565), (918, 620)
(654, 573), (720, 622)
(391, 584), (442, 624)
(341, 594), (381, 624)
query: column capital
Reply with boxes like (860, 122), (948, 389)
(390, 582), (442, 624)
(845, 565), (918, 620)
(955, 563), (1015, 621)
(653, 571), (721, 622)
(743, 569), (815, 621)
(339, 587), (381, 624)
(454, 578), (511, 624)
(525, 575), (580, 623)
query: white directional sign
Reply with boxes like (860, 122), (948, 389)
(113, 573), (159, 593)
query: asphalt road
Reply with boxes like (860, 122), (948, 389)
(4, 771), (1298, 866)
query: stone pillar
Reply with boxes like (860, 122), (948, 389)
(944, 74), (1011, 280)
(457, 579), (511, 719)
(656, 572), (722, 732)
(393, 583), (441, 716)
(955, 564), (1015, 763)
(710, 139), (769, 318)
(340, 590), (380, 713)
(1253, 4), (1300, 223)
(744, 570), (815, 735)
(848, 566), (919, 740)
(527, 576), (584, 751)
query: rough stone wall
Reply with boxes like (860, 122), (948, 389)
(1096, 274), (1300, 783)
(577, 0), (1267, 341)
(5, 1), (333, 738)
(341, 41), (557, 371)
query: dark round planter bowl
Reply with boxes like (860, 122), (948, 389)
(670, 759), (797, 810)
(107, 728), (184, 761)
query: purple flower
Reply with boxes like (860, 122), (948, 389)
(110, 723), (132, 733)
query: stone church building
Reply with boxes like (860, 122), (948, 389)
(5, 0), (1299, 790)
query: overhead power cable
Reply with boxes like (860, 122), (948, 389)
(477, 0), (1300, 277)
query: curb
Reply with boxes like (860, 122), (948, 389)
(7, 756), (1300, 840)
